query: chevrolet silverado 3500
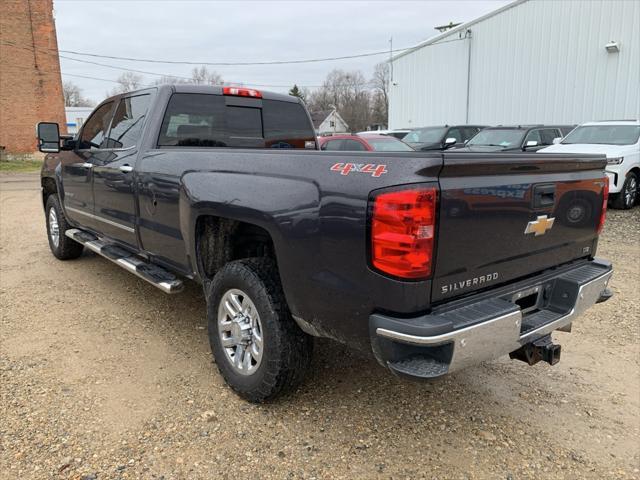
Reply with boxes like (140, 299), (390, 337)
(37, 85), (613, 402)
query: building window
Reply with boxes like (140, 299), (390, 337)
(330, 121), (335, 127)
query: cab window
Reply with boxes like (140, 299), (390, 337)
(78, 102), (114, 150)
(104, 94), (151, 149)
(157, 93), (315, 149)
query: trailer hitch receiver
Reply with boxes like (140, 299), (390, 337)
(509, 335), (561, 366)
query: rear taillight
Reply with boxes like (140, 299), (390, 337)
(222, 86), (262, 98)
(371, 187), (437, 279)
(597, 177), (609, 234)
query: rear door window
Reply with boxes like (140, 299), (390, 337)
(158, 93), (314, 149)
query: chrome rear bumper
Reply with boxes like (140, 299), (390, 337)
(371, 259), (613, 379)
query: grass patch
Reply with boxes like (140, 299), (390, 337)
(0, 160), (43, 173)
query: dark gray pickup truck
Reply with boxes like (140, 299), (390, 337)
(37, 85), (613, 402)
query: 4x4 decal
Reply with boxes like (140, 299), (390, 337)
(330, 162), (388, 178)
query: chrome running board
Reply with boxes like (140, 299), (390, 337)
(65, 228), (183, 294)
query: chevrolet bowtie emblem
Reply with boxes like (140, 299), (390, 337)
(524, 215), (555, 236)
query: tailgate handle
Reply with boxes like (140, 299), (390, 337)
(533, 184), (555, 207)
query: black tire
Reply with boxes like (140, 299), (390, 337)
(45, 195), (84, 260)
(206, 258), (313, 402)
(610, 171), (638, 210)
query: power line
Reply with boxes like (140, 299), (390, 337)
(59, 54), (194, 82)
(1, 62), (128, 84)
(57, 46), (414, 66)
(4, 37), (417, 66)
(2, 40), (376, 89)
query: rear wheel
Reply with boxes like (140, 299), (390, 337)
(611, 172), (638, 209)
(45, 195), (84, 260)
(206, 258), (313, 402)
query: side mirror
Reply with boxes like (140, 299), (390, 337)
(36, 122), (60, 153)
(552, 137), (562, 144)
(524, 140), (538, 149)
(443, 137), (457, 149)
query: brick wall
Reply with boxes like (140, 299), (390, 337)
(0, 0), (67, 155)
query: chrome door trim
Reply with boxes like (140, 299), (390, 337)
(66, 206), (135, 233)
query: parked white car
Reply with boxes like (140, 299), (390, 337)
(538, 120), (640, 209)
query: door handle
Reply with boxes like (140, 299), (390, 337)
(119, 165), (133, 173)
(81, 162), (93, 169)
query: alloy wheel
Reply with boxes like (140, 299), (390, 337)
(48, 207), (60, 248)
(624, 176), (637, 208)
(217, 289), (263, 375)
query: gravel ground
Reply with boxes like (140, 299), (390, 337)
(1, 173), (638, 480)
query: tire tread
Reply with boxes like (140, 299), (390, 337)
(207, 257), (312, 402)
(45, 195), (84, 260)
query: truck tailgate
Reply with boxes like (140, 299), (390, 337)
(432, 153), (607, 303)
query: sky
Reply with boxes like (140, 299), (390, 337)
(53, 0), (511, 102)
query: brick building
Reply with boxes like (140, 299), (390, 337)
(0, 0), (66, 156)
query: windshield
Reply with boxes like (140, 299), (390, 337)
(467, 129), (525, 148)
(562, 125), (640, 145)
(368, 138), (414, 152)
(403, 127), (446, 144)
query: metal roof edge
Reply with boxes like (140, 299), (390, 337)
(391, 0), (528, 62)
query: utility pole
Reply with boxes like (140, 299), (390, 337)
(389, 37), (393, 85)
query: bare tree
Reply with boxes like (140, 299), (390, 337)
(62, 81), (94, 107)
(370, 62), (389, 123)
(191, 66), (223, 85)
(152, 75), (188, 86)
(109, 72), (144, 96)
(370, 91), (387, 127)
(307, 88), (334, 113)
(307, 69), (371, 132)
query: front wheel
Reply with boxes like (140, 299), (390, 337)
(45, 195), (84, 260)
(610, 172), (638, 209)
(206, 258), (313, 402)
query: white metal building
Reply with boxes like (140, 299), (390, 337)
(65, 107), (94, 135)
(389, 0), (640, 129)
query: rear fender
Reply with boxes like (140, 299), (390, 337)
(180, 171), (321, 314)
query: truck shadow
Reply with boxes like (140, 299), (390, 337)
(78, 249), (559, 429)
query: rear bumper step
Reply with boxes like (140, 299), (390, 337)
(371, 259), (612, 380)
(66, 229), (183, 294)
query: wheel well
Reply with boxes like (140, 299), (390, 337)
(629, 167), (640, 179)
(195, 216), (276, 281)
(42, 177), (57, 206)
